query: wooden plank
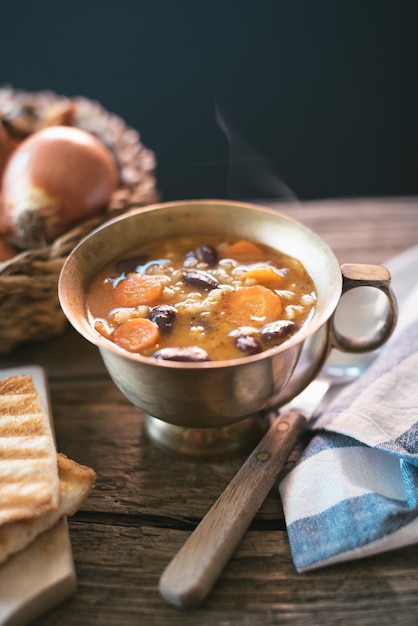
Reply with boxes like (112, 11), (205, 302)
(32, 524), (418, 626)
(262, 197), (418, 263)
(48, 378), (295, 522)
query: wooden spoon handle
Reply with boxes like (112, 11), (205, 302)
(158, 410), (307, 608)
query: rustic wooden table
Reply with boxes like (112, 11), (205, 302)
(1, 197), (417, 625)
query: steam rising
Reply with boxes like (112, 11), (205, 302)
(215, 101), (299, 203)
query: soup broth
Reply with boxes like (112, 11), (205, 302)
(86, 236), (317, 362)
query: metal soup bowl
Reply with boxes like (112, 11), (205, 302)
(58, 200), (397, 458)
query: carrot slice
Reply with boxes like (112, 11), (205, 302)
(221, 240), (263, 261)
(223, 285), (282, 326)
(113, 273), (163, 307)
(113, 318), (160, 352)
(94, 319), (113, 340)
(240, 266), (284, 289)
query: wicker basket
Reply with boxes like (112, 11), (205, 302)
(0, 86), (159, 352)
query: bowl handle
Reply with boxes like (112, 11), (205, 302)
(329, 263), (398, 353)
(271, 263), (398, 408)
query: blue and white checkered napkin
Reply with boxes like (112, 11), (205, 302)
(279, 285), (418, 572)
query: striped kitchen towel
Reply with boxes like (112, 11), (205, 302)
(279, 316), (418, 572)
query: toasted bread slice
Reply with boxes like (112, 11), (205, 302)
(0, 453), (96, 565)
(0, 375), (59, 525)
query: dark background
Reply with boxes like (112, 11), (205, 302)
(1, 0), (417, 202)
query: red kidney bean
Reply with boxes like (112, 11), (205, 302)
(196, 244), (219, 266)
(150, 305), (177, 334)
(235, 334), (262, 355)
(182, 270), (219, 291)
(116, 254), (148, 274)
(153, 346), (210, 362)
(260, 320), (298, 341)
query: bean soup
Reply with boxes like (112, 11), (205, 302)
(86, 236), (317, 362)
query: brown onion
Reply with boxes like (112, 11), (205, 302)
(0, 236), (16, 262)
(0, 123), (20, 181)
(0, 125), (119, 247)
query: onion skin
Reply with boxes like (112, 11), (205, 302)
(0, 123), (20, 181)
(0, 236), (16, 262)
(0, 128), (8, 176)
(0, 125), (119, 248)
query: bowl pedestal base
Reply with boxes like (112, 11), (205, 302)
(143, 413), (271, 461)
